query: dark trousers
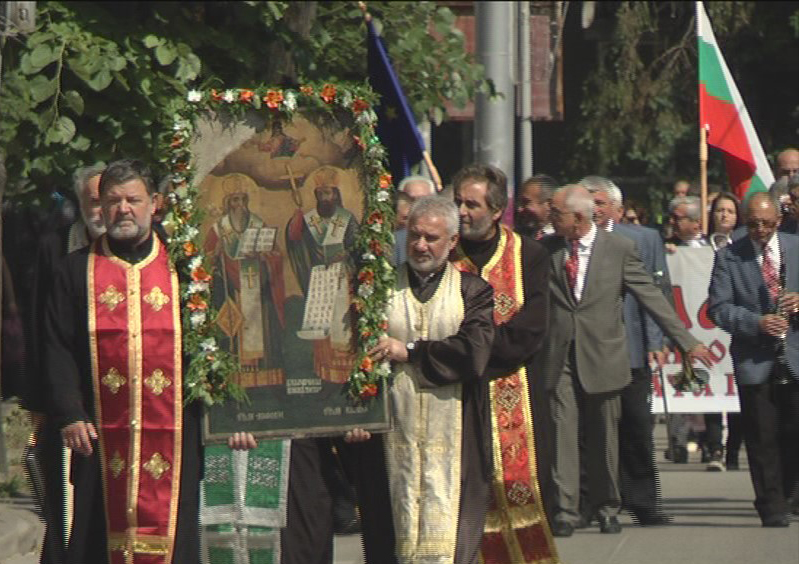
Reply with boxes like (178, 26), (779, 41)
(738, 379), (799, 520)
(703, 413), (723, 453)
(619, 368), (662, 516)
(38, 420), (67, 564)
(281, 438), (337, 564)
(726, 413), (744, 455)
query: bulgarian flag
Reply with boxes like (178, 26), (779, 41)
(697, 1), (773, 201)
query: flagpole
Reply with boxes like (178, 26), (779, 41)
(700, 125), (708, 234)
(359, 1), (444, 193)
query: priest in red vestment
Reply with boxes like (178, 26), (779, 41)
(45, 159), (202, 564)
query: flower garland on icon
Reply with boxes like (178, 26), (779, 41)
(161, 83), (395, 405)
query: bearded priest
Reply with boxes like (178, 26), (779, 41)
(345, 196), (496, 564)
(44, 159), (203, 563)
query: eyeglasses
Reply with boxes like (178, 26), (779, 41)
(745, 219), (777, 229)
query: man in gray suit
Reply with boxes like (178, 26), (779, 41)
(708, 192), (799, 528)
(540, 184), (712, 537)
(581, 176), (672, 526)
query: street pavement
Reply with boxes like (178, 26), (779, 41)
(2, 423), (797, 563)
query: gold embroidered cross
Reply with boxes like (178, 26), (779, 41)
(109, 451), (126, 478)
(102, 367), (126, 394)
(143, 452), (171, 480)
(143, 286), (170, 312)
(99, 285), (125, 311)
(329, 215), (347, 237)
(144, 369), (171, 395)
(307, 214), (324, 236)
(243, 266), (259, 289)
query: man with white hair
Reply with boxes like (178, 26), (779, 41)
(393, 175), (436, 265)
(581, 175), (673, 526)
(347, 195), (496, 564)
(539, 184), (712, 537)
(22, 162), (106, 564)
(666, 195), (707, 249)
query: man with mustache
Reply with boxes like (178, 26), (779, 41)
(450, 164), (558, 563)
(44, 159), (203, 563)
(346, 196), (496, 564)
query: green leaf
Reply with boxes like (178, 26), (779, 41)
(86, 68), (113, 91)
(155, 44), (178, 66)
(430, 106), (444, 126)
(63, 90), (84, 115)
(109, 56), (127, 72)
(30, 45), (59, 70)
(175, 53), (201, 81)
(29, 75), (57, 104)
(69, 135), (92, 151)
(52, 116), (76, 144)
(143, 35), (162, 48)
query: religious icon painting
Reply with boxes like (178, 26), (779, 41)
(170, 85), (393, 440)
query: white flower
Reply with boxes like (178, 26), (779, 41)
(284, 91), (297, 111)
(370, 222), (382, 233)
(185, 226), (199, 239)
(340, 90), (353, 109)
(356, 109), (377, 126)
(200, 338), (218, 353)
(362, 252), (376, 262)
(223, 90), (236, 103)
(358, 283), (374, 298)
(188, 256), (203, 271)
(167, 192), (179, 204)
(188, 281), (209, 294)
(376, 190), (390, 202)
(187, 90), (202, 103)
(190, 311), (207, 327)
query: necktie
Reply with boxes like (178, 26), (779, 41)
(762, 245), (779, 303)
(565, 239), (580, 296)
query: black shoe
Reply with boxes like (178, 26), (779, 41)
(761, 515), (789, 528)
(706, 450), (725, 472)
(672, 446), (688, 464)
(632, 509), (673, 526)
(598, 515), (622, 534)
(552, 521), (574, 537)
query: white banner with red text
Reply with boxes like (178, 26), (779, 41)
(651, 247), (740, 413)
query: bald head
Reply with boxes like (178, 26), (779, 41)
(745, 192), (779, 247)
(776, 148), (799, 180)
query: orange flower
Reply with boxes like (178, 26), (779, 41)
(369, 239), (383, 255)
(239, 90), (255, 103)
(210, 89), (223, 102)
(170, 136), (183, 149)
(379, 320), (388, 330)
(358, 269), (375, 284)
(263, 90), (284, 109)
(300, 85), (314, 96)
(360, 383), (378, 398)
(379, 173), (392, 189)
(320, 83), (337, 103)
(352, 98), (369, 114)
(174, 161), (188, 172)
(367, 211), (383, 225)
(187, 294), (208, 310)
(183, 242), (197, 256)
(191, 266), (211, 282)
(360, 356), (374, 372)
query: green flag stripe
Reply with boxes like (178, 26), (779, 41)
(698, 39), (734, 105)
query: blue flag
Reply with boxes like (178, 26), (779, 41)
(367, 20), (426, 184)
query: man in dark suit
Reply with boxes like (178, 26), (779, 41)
(708, 192), (799, 528)
(540, 184), (712, 537)
(582, 176), (672, 525)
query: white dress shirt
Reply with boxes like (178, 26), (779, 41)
(566, 222), (598, 302)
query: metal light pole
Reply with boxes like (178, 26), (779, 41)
(474, 1), (516, 209)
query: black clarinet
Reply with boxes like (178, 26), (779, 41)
(773, 262), (793, 385)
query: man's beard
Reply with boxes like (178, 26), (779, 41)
(107, 217), (147, 244)
(230, 208), (250, 230)
(83, 214), (106, 239)
(408, 250), (447, 276)
(460, 214), (495, 241)
(318, 200), (336, 218)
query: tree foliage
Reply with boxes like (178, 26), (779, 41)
(0, 1), (483, 204)
(571, 1), (798, 194)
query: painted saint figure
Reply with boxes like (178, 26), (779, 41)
(205, 175), (286, 387)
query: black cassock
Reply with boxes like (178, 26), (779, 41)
(43, 234), (202, 564)
(345, 264), (496, 564)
